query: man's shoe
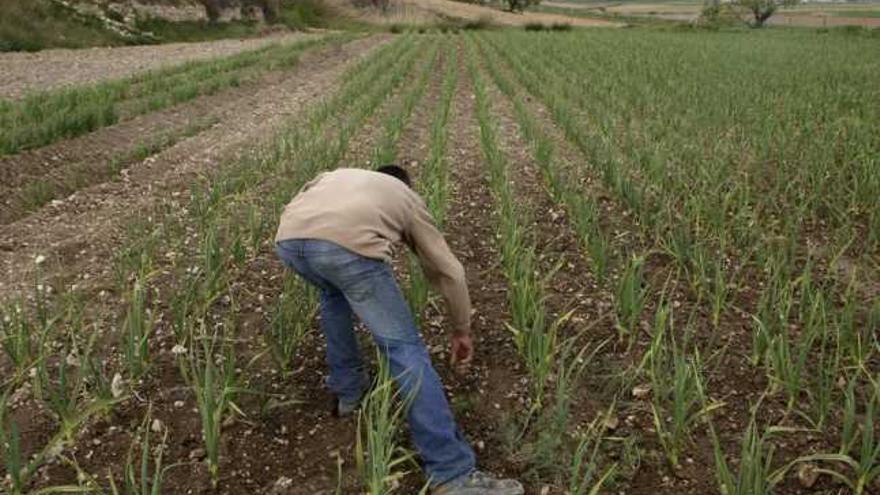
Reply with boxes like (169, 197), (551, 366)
(434, 471), (524, 495)
(335, 396), (361, 417)
(332, 372), (371, 418)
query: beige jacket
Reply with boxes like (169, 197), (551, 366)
(276, 168), (471, 335)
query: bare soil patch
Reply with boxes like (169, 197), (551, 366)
(0, 32), (321, 100)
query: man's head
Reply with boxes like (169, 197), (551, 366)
(377, 164), (411, 188)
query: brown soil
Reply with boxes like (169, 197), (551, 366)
(0, 32), (322, 100)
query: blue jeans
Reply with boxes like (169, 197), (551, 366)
(275, 238), (475, 485)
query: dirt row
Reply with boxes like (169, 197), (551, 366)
(0, 32), (323, 100)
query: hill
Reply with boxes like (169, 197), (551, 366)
(0, 0), (338, 52)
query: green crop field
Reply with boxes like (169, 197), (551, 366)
(0, 25), (878, 495)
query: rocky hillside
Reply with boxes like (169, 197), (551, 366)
(0, 0), (330, 51)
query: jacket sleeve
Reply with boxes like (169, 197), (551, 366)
(406, 199), (472, 335)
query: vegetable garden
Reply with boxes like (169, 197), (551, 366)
(1, 28), (878, 494)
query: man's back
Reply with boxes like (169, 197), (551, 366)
(275, 168), (418, 262)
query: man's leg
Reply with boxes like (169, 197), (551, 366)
(276, 240), (367, 408)
(318, 289), (367, 407)
(325, 259), (476, 486)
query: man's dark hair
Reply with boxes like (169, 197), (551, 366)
(377, 164), (411, 187)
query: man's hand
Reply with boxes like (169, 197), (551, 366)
(450, 332), (474, 368)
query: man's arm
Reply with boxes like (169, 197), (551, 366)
(406, 201), (472, 338)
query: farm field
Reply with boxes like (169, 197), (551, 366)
(1, 26), (879, 495)
(539, 0), (880, 27)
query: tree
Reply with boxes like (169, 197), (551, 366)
(505, 0), (541, 13)
(199, 0), (224, 22)
(255, 0), (282, 22)
(734, 0), (798, 27)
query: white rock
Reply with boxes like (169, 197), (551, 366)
(632, 384), (652, 399)
(797, 463), (819, 488)
(269, 476), (294, 494)
(111, 373), (125, 399)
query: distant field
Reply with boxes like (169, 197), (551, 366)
(832, 9), (880, 17)
(540, 0), (880, 27)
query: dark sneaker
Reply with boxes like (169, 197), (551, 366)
(434, 471), (524, 495)
(335, 396), (361, 417)
(331, 371), (371, 418)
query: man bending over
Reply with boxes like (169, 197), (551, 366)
(275, 165), (523, 494)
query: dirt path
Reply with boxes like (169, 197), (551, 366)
(0, 35), (391, 302)
(400, 0), (621, 26)
(0, 31), (321, 100)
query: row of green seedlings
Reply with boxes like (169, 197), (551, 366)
(750, 254), (880, 426)
(469, 37), (625, 492)
(60, 404), (178, 494)
(474, 34), (649, 350)
(13, 116), (218, 220)
(0, 269), (195, 494)
(404, 40), (460, 326)
(355, 354), (429, 495)
(676, 244), (880, 486)
(0, 34), (351, 156)
(638, 293), (723, 470)
(0, 35), (423, 493)
(483, 31), (880, 491)
(467, 38), (559, 413)
(483, 31), (878, 413)
(627, 274), (880, 493)
(466, 34), (631, 491)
